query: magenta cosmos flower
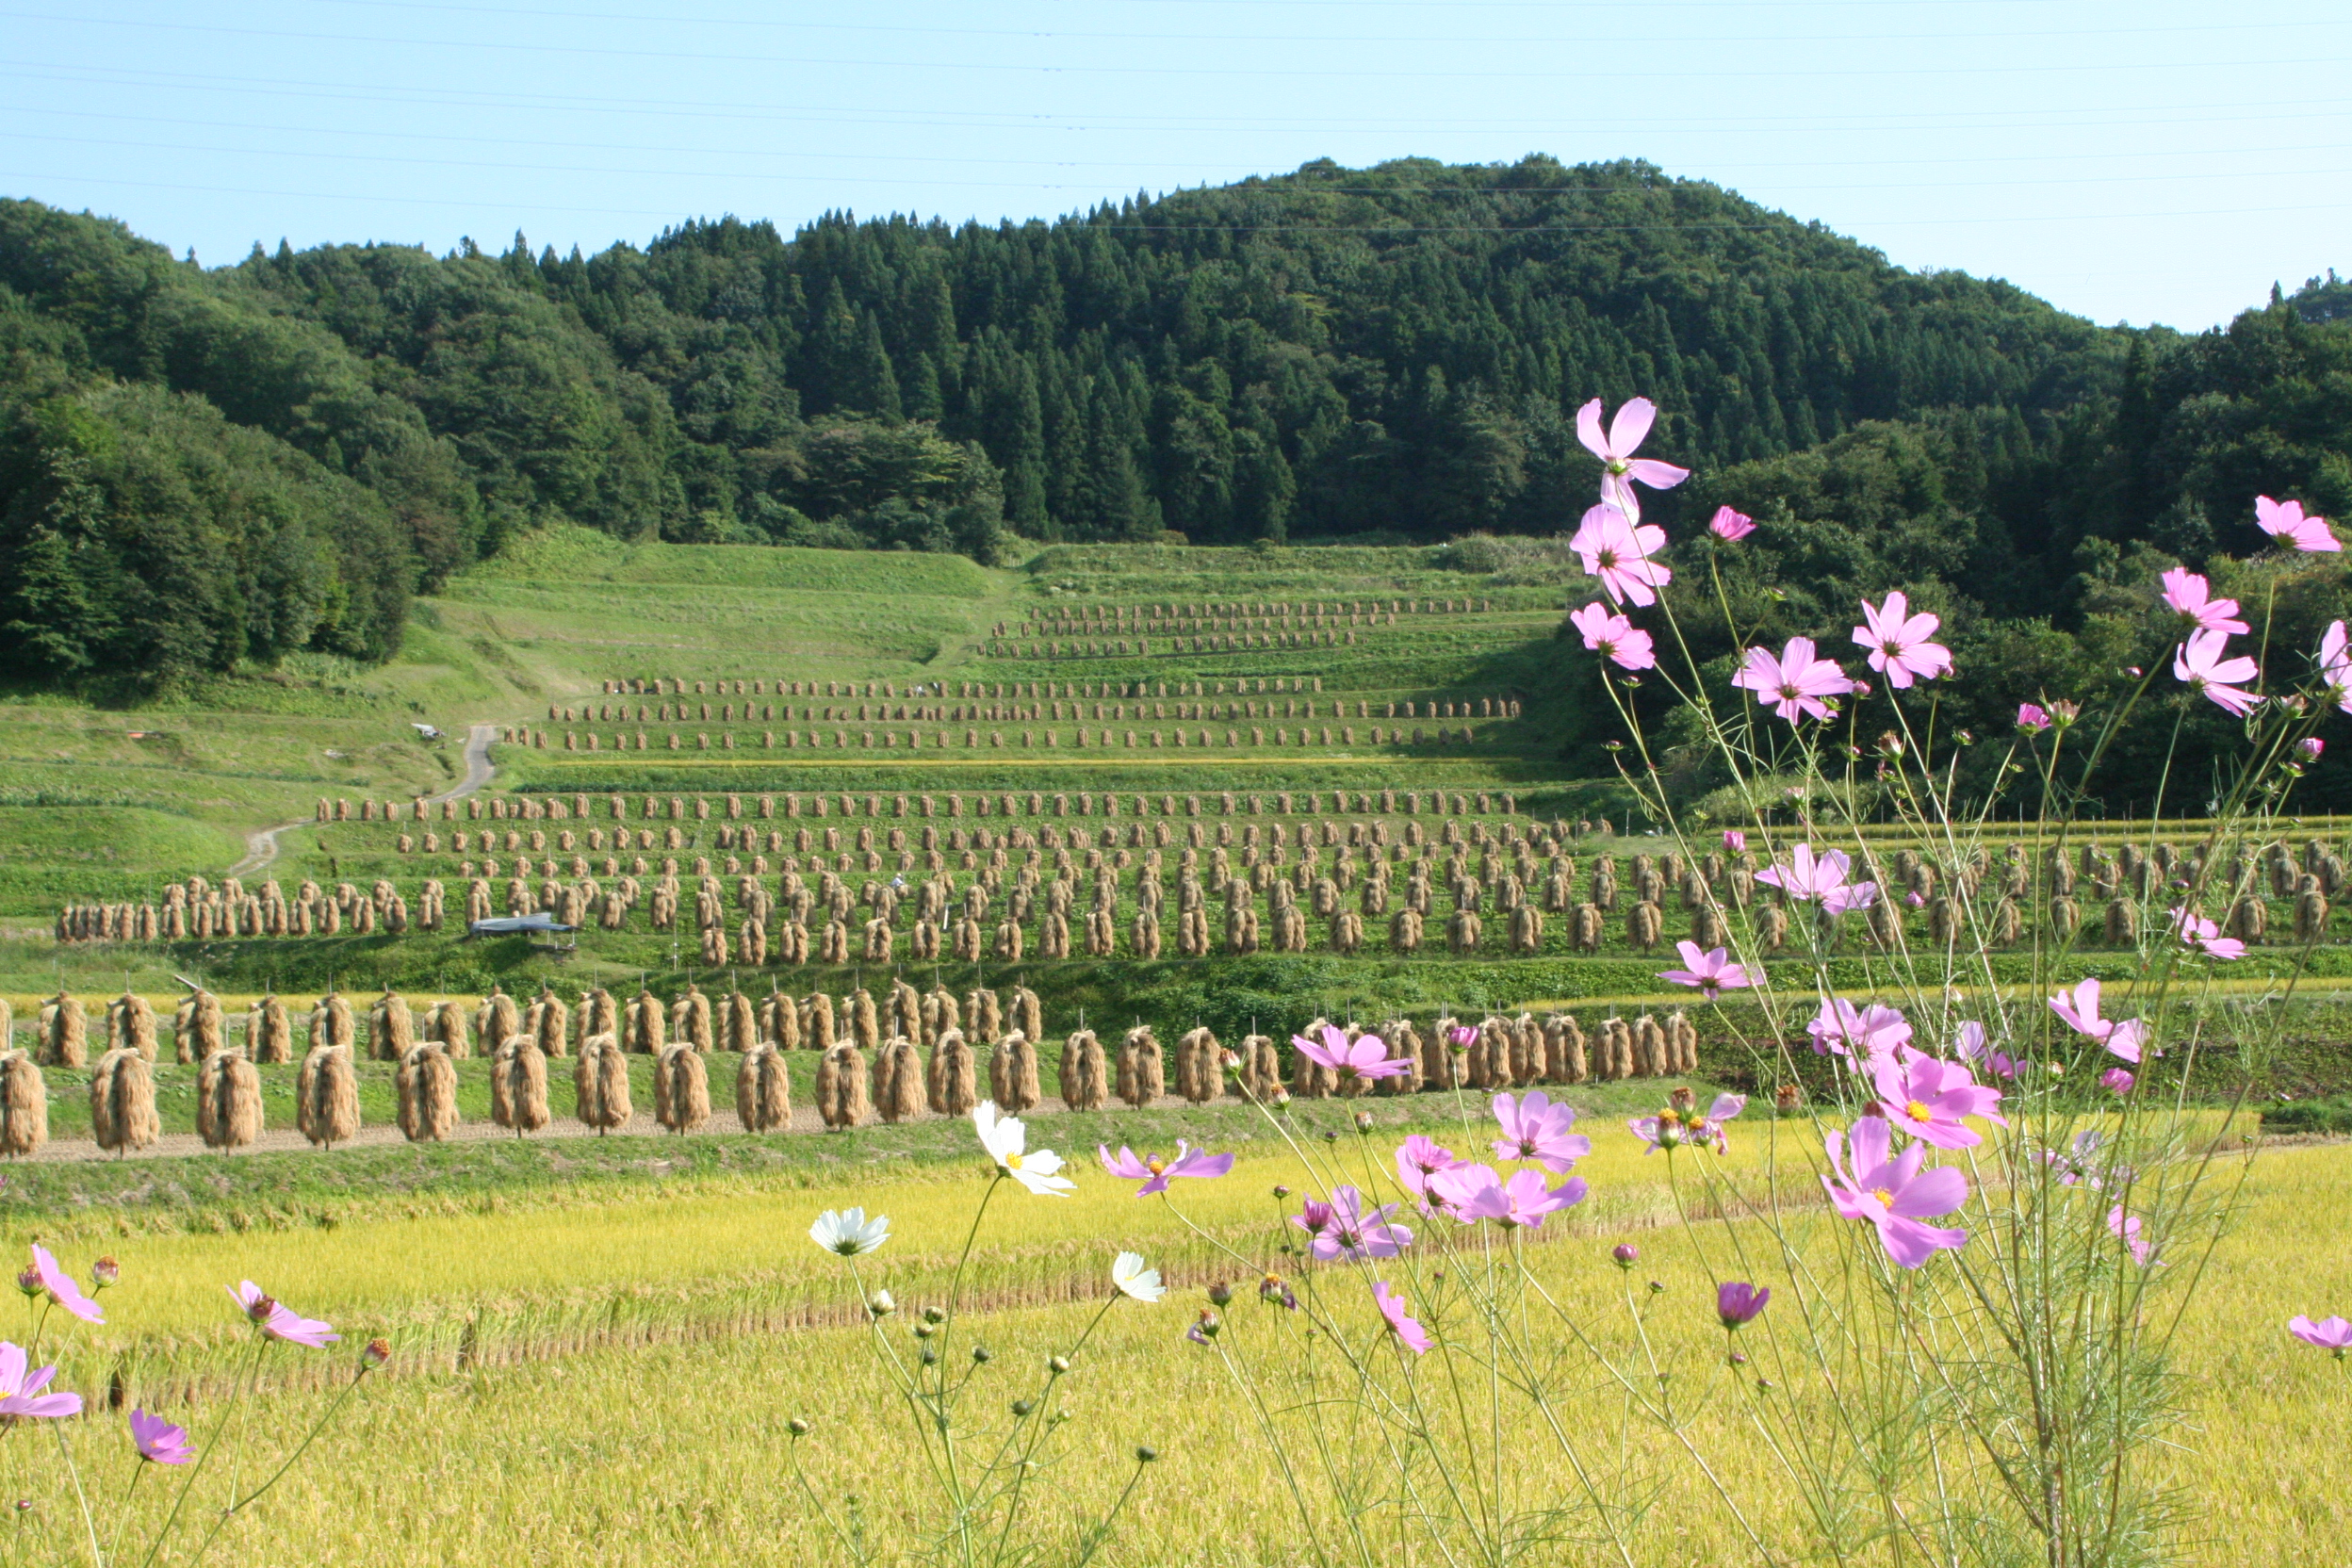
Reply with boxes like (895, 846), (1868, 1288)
(2100, 1067), (2135, 1095)
(1722, 828), (1746, 851)
(1822, 1117), (1968, 1269)
(1658, 939), (1755, 998)
(230, 1282), (340, 1348)
(2289, 1314), (2352, 1355)
(1568, 601), (1657, 671)
(1870, 1050), (2004, 1150)
(1715, 1281), (1770, 1329)
(2173, 629), (2262, 717)
(1806, 998), (1912, 1062)
(130, 1408), (194, 1465)
(1490, 1090), (1592, 1172)
(2049, 978), (2146, 1065)
(1569, 503), (1673, 608)
(1708, 505), (1756, 542)
(1290, 1024), (1413, 1088)
(1098, 1142), (1234, 1196)
(1576, 397), (1690, 520)
(1373, 1281), (1431, 1354)
(2017, 703), (2051, 733)
(1292, 1186), (1413, 1263)
(1427, 1163), (1587, 1228)
(26, 1244), (104, 1326)
(2159, 568), (2249, 636)
(1734, 637), (1854, 724)
(2169, 906), (2246, 960)
(1853, 592), (1953, 689)
(2256, 495), (2340, 553)
(0, 1342), (79, 1419)
(1394, 1135), (1465, 1202)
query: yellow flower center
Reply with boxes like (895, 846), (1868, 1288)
(1146, 1157), (1167, 1175)
(1870, 1187), (1895, 1208)
(1003, 1152), (1024, 1170)
(1904, 1099), (1933, 1124)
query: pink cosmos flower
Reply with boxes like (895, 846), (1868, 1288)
(1806, 998), (1913, 1062)
(1427, 1163), (1587, 1229)
(1290, 1023), (1413, 1086)
(1568, 503), (1673, 608)
(1374, 1281), (1431, 1353)
(2289, 1314), (2352, 1354)
(1853, 592), (1954, 689)
(0, 1342), (79, 1419)
(1444, 1023), (1478, 1053)
(1292, 1186), (1413, 1263)
(1733, 637), (1854, 724)
(1568, 601), (1658, 671)
(1954, 1021), (2025, 1081)
(2256, 495), (2340, 553)
(1490, 1090), (1592, 1172)
(1755, 843), (1876, 912)
(2172, 629), (2262, 717)
(2302, 737), (2326, 760)
(2017, 703), (2051, 733)
(1658, 940), (1755, 998)
(2049, 978), (2146, 1064)
(1098, 1142), (1234, 1196)
(1723, 828), (1746, 851)
(1576, 397), (1690, 520)
(230, 1282), (340, 1348)
(26, 1245), (103, 1326)
(2169, 906), (2246, 960)
(130, 1408), (194, 1465)
(1394, 1135), (1465, 1202)
(1822, 1117), (1968, 1269)
(1708, 505), (1756, 542)
(2159, 568), (2249, 636)
(1871, 1050), (2005, 1150)
(2319, 621), (2352, 713)
(2100, 1067), (2135, 1095)
(2108, 1205), (2156, 1267)
(1629, 1092), (1745, 1155)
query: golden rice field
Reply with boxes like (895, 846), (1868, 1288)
(3, 1119), (2349, 1566)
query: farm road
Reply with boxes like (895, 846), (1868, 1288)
(224, 723), (500, 879)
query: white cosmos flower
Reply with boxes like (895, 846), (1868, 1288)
(972, 1102), (1075, 1197)
(810, 1207), (891, 1257)
(1110, 1251), (1165, 1302)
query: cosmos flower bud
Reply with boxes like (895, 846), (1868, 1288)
(1207, 1281), (1233, 1307)
(971, 1345), (991, 1364)
(868, 1290), (896, 1316)
(1135, 1446), (1159, 1463)
(788, 1416), (812, 1436)
(1611, 1244), (1639, 1268)
(14, 1266), (40, 1299)
(1353, 1111), (1374, 1135)
(90, 1258), (119, 1290)
(362, 1339), (391, 1369)
(1047, 1354), (1070, 1376)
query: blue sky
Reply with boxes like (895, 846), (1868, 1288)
(4, 0), (2346, 329)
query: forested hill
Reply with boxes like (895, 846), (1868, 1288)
(1, 156), (2346, 688)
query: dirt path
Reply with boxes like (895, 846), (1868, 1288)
(223, 723), (499, 879)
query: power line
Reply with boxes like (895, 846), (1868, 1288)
(5, 9), (2342, 81)
(309, 0), (2352, 48)
(8, 101), (2349, 178)
(8, 126), (2348, 198)
(7, 58), (2346, 138)
(8, 168), (2345, 235)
